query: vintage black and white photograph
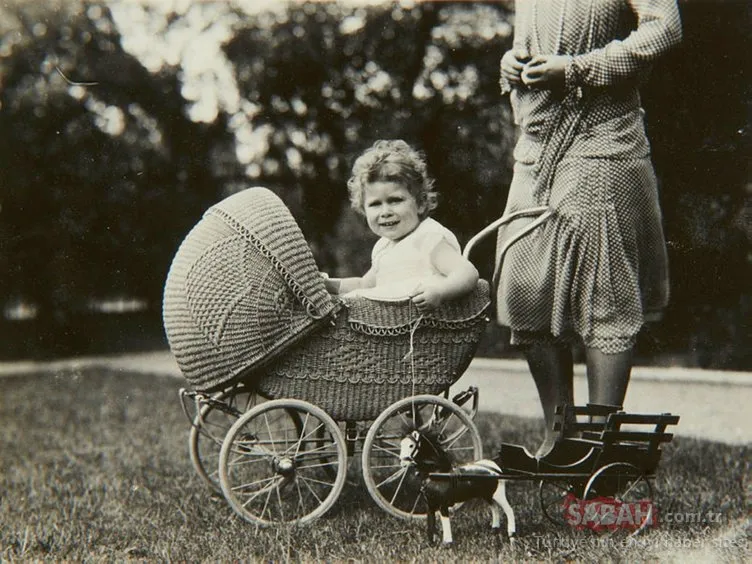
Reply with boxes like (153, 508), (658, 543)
(0, 0), (749, 561)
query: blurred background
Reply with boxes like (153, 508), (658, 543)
(0, 0), (748, 370)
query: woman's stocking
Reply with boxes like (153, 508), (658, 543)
(585, 347), (632, 423)
(524, 343), (574, 457)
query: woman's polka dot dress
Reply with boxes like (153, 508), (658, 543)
(496, 0), (682, 353)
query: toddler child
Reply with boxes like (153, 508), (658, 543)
(324, 139), (478, 313)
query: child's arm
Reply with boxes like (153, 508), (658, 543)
(323, 268), (377, 295)
(410, 240), (478, 312)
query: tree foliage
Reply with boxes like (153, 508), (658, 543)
(0, 0), (233, 321)
(0, 0), (748, 368)
(222, 1), (515, 274)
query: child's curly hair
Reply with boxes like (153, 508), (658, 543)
(347, 139), (438, 218)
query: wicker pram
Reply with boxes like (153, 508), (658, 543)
(163, 187), (490, 421)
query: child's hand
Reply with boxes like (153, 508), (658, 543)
(320, 272), (342, 294)
(409, 283), (443, 313)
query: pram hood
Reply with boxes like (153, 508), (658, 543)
(162, 187), (339, 392)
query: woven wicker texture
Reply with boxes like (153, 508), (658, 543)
(258, 281), (491, 421)
(162, 187), (338, 392)
(163, 185), (491, 417)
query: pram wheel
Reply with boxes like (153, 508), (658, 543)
(219, 399), (347, 526)
(188, 384), (262, 493)
(361, 394), (483, 520)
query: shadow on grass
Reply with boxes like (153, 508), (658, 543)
(0, 369), (748, 561)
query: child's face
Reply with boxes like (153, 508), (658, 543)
(363, 181), (424, 242)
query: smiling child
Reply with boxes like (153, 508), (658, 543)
(323, 140), (478, 313)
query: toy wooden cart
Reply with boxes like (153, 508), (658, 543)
(423, 403), (680, 534)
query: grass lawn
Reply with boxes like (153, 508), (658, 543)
(0, 368), (749, 562)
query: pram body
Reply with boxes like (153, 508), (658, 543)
(164, 187), (490, 524)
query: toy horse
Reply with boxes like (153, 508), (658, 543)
(399, 429), (516, 546)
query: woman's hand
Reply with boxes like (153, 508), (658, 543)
(521, 55), (570, 88)
(500, 48), (531, 88)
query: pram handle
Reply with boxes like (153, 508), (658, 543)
(462, 206), (553, 264)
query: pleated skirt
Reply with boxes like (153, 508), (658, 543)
(495, 155), (670, 353)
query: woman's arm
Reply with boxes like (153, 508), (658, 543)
(565, 0), (682, 89)
(521, 0), (682, 91)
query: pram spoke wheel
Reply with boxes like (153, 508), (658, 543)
(188, 385), (263, 493)
(361, 394), (483, 520)
(582, 462), (654, 536)
(219, 399), (347, 526)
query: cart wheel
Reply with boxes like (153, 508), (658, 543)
(582, 462), (655, 536)
(189, 384), (263, 494)
(219, 399), (347, 526)
(361, 394), (483, 521)
(539, 479), (585, 527)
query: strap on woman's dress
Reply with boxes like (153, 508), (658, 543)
(531, 91), (592, 206)
(530, 0), (596, 206)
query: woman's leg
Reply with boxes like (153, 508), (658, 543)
(524, 343), (574, 457)
(585, 347), (633, 422)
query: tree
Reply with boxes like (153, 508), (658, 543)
(0, 0), (233, 343)
(223, 0), (515, 275)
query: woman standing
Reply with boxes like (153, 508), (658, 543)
(497, 0), (682, 456)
